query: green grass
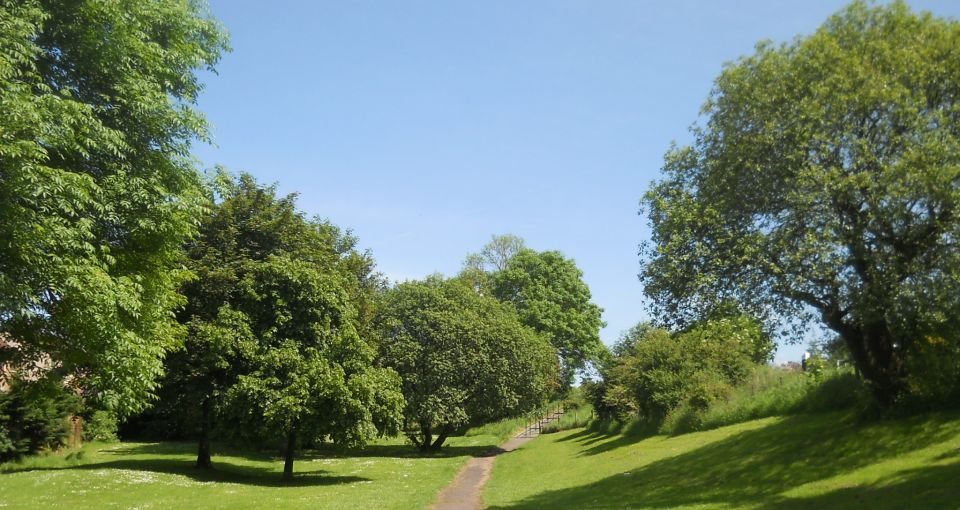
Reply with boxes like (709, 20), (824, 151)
(484, 410), (960, 509)
(465, 415), (533, 442)
(663, 366), (868, 435)
(541, 402), (594, 434)
(0, 434), (499, 509)
(465, 398), (574, 442)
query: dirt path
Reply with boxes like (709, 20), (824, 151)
(429, 433), (535, 510)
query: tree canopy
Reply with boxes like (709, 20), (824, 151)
(491, 249), (605, 388)
(158, 173), (403, 478)
(376, 277), (557, 450)
(640, 1), (960, 407)
(0, 0), (228, 416)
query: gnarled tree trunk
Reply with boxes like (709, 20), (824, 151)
(431, 424), (452, 450)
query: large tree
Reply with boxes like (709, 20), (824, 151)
(640, 1), (960, 407)
(0, 0), (227, 415)
(226, 255), (404, 481)
(491, 249), (605, 389)
(376, 277), (557, 450)
(159, 173), (403, 477)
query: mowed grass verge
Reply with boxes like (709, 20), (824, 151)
(484, 411), (960, 509)
(0, 434), (499, 510)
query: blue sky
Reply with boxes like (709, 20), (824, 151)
(193, 1), (960, 364)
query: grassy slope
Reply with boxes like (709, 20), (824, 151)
(0, 434), (499, 510)
(485, 411), (960, 509)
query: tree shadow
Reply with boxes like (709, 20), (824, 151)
(774, 461), (960, 509)
(558, 420), (661, 457)
(5, 456), (367, 487)
(488, 411), (960, 509)
(3, 442), (369, 487)
(2, 438), (494, 487)
(307, 442), (497, 459)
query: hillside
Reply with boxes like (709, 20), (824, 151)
(484, 411), (960, 509)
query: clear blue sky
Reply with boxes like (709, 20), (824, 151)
(193, 0), (960, 364)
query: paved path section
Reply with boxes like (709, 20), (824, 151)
(430, 434), (534, 510)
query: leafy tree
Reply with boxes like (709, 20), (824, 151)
(492, 249), (605, 388)
(0, 0), (228, 416)
(376, 277), (557, 450)
(460, 234), (527, 294)
(640, 1), (960, 407)
(226, 255), (404, 480)
(159, 173), (403, 478)
(464, 234), (527, 273)
(158, 306), (255, 468)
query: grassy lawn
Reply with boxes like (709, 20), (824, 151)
(484, 411), (960, 509)
(0, 434), (499, 509)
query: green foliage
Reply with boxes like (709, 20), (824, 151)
(225, 255), (404, 448)
(377, 277), (558, 449)
(82, 410), (118, 443)
(0, 378), (80, 461)
(151, 172), (403, 477)
(491, 248), (605, 388)
(901, 334), (960, 411)
(463, 234), (527, 274)
(640, 0), (960, 407)
(0, 0), (228, 416)
(596, 319), (765, 426)
(660, 365), (868, 434)
(541, 391), (594, 434)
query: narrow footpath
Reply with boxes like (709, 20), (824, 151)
(431, 409), (563, 510)
(429, 434), (534, 510)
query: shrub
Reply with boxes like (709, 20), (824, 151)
(0, 378), (81, 462)
(82, 410), (119, 442)
(600, 318), (760, 427)
(900, 335), (960, 412)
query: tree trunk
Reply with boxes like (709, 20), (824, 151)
(419, 423), (432, 451)
(196, 433), (212, 469)
(196, 398), (213, 469)
(431, 424), (451, 450)
(282, 430), (296, 481)
(830, 312), (904, 409)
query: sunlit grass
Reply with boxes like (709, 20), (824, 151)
(0, 434), (499, 509)
(485, 410), (960, 509)
(660, 366), (868, 434)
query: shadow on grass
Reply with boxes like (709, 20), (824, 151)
(1, 439), (494, 487)
(307, 442), (497, 459)
(3, 454), (367, 487)
(773, 461), (960, 509)
(559, 420), (661, 457)
(489, 411), (960, 509)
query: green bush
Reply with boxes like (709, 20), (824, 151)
(0, 379), (81, 462)
(82, 410), (118, 442)
(900, 335), (960, 412)
(598, 318), (761, 427)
